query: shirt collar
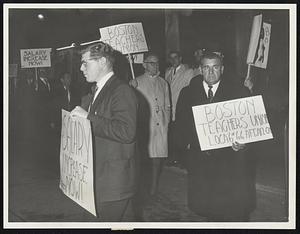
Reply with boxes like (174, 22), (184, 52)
(203, 80), (220, 96)
(93, 71), (114, 98)
(40, 77), (47, 82)
(145, 71), (160, 78)
(174, 64), (182, 73)
(96, 71), (114, 90)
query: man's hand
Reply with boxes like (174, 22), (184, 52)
(232, 141), (246, 152)
(129, 79), (138, 88)
(70, 106), (88, 119)
(244, 76), (254, 93)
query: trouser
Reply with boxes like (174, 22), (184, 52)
(97, 198), (135, 222)
(168, 121), (186, 167)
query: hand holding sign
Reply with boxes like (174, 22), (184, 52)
(232, 141), (246, 152)
(70, 106), (88, 119)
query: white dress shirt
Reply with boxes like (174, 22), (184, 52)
(64, 86), (70, 103)
(92, 71), (114, 104)
(172, 64), (182, 77)
(40, 77), (50, 91)
(202, 80), (220, 98)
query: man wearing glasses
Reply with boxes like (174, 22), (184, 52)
(71, 42), (138, 221)
(175, 51), (256, 221)
(131, 53), (171, 196)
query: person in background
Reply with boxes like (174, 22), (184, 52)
(50, 72), (80, 132)
(131, 52), (171, 196)
(165, 51), (194, 168)
(35, 67), (53, 137)
(175, 50), (256, 221)
(70, 42), (138, 221)
(193, 48), (205, 77)
(17, 69), (37, 144)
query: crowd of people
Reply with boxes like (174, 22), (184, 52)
(12, 41), (263, 222)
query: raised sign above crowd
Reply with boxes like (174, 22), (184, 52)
(99, 22), (148, 55)
(20, 48), (52, 68)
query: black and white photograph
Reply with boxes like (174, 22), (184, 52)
(3, 3), (296, 229)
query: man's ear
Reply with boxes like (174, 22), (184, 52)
(199, 66), (203, 75)
(98, 57), (107, 66)
(142, 62), (147, 69)
(221, 65), (224, 74)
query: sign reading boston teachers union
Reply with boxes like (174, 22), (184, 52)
(100, 22), (148, 54)
(59, 110), (96, 216)
(20, 48), (52, 68)
(192, 95), (273, 151)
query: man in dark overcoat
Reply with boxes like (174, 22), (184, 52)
(70, 42), (138, 221)
(175, 51), (257, 221)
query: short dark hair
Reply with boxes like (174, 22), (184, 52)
(80, 42), (115, 67)
(200, 51), (224, 65)
(168, 51), (182, 58)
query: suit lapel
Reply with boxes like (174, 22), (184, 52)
(90, 75), (116, 113)
(213, 79), (228, 103)
(190, 78), (208, 107)
(174, 65), (184, 80)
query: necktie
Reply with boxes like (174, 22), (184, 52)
(44, 79), (50, 92)
(208, 85), (214, 102)
(88, 85), (98, 112)
(65, 87), (70, 103)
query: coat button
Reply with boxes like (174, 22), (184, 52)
(157, 123), (159, 126)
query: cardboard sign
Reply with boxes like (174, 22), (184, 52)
(59, 110), (96, 216)
(253, 22), (271, 69)
(20, 48), (52, 68)
(100, 22), (148, 54)
(9, 64), (18, 77)
(127, 53), (144, 64)
(246, 14), (271, 69)
(246, 14), (262, 65)
(192, 95), (273, 151)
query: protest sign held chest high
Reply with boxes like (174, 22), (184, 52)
(59, 110), (97, 216)
(100, 22), (148, 55)
(20, 48), (52, 68)
(192, 95), (273, 151)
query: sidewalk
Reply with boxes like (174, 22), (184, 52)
(8, 140), (288, 222)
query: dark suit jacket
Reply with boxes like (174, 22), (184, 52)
(175, 75), (257, 217)
(81, 75), (138, 205)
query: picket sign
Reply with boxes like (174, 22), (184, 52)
(100, 22), (149, 80)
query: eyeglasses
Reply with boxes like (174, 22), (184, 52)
(144, 61), (159, 66)
(80, 57), (101, 67)
(169, 55), (179, 59)
(201, 65), (221, 72)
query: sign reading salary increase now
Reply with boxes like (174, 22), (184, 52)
(20, 48), (52, 68)
(59, 110), (96, 216)
(100, 22), (148, 54)
(192, 95), (273, 151)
